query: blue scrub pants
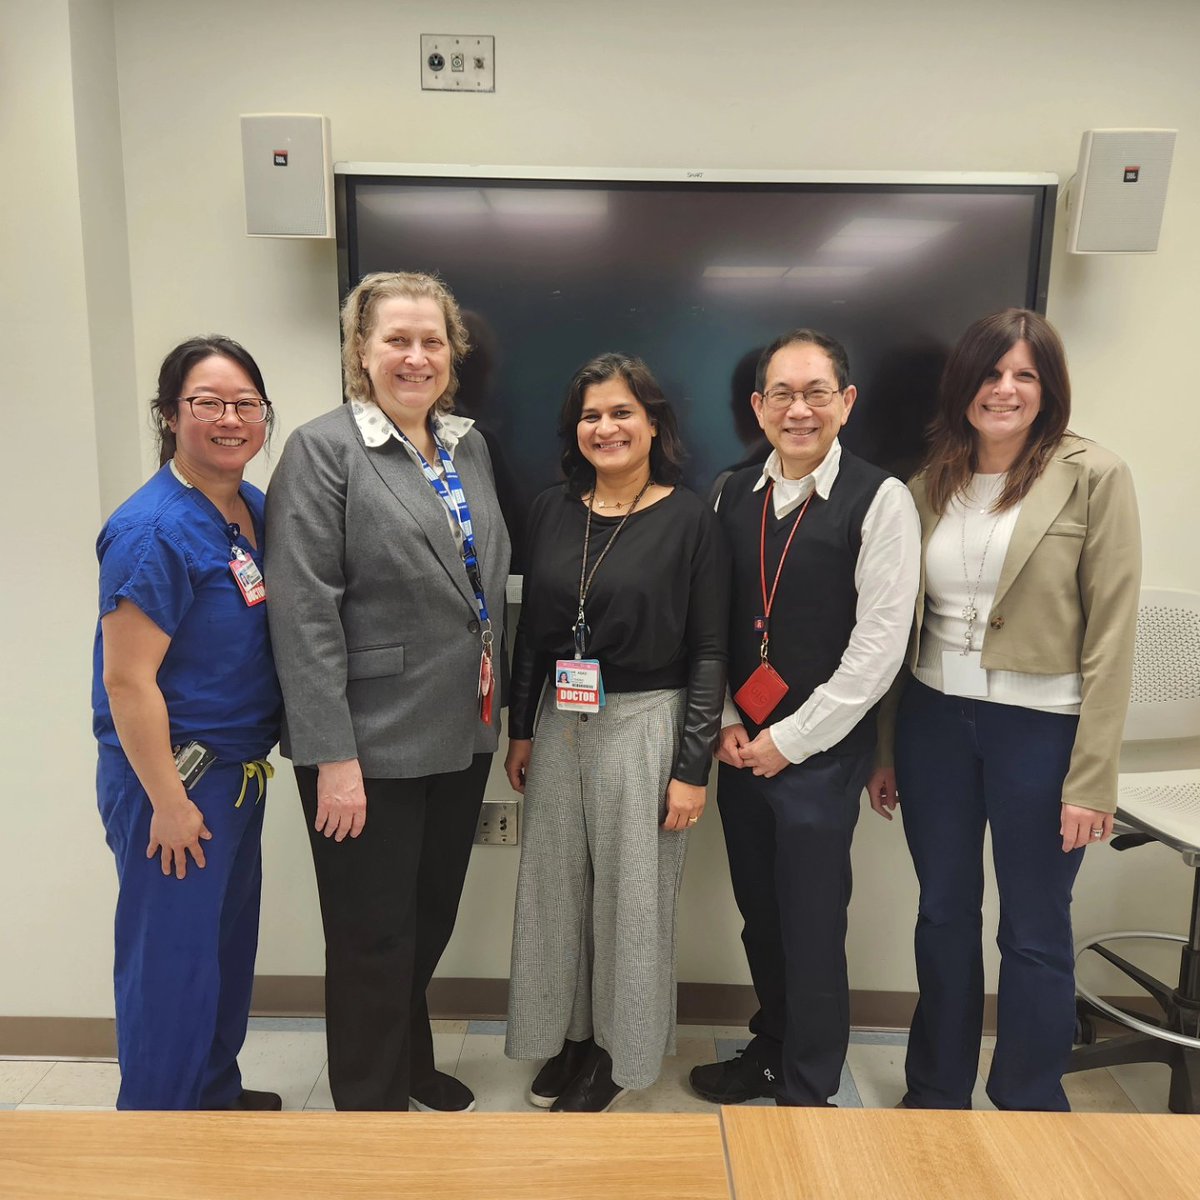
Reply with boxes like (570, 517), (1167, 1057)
(895, 678), (1084, 1112)
(97, 745), (266, 1110)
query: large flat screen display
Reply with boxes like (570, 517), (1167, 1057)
(337, 167), (1056, 567)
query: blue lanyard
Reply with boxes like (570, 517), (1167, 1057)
(395, 430), (492, 630)
(171, 459), (250, 561)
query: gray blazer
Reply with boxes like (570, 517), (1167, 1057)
(264, 404), (512, 778)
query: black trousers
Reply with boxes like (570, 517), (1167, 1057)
(716, 749), (872, 1106)
(296, 754), (491, 1111)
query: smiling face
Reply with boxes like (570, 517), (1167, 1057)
(751, 342), (856, 480)
(359, 295), (451, 430)
(966, 338), (1042, 460)
(576, 377), (656, 482)
(168, 354), (267, 479)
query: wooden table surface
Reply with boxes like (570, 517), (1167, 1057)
(0, 1111), (731, 1200)
(7, 1106), (1200, 1199)
(721, 1107), (1200, 1200)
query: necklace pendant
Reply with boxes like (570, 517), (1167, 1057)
(961, 604), (977, 623)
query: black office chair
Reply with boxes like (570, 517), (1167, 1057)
(1065, 589), (1200, 1113)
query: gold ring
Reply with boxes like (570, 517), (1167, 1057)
(688, 817), (698, 824)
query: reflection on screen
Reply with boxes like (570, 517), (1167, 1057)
(345, 177), (1051, 564)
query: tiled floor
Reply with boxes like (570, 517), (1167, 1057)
(0, 1019), (1178, 1113)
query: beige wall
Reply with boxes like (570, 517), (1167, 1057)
(3, 0), (1198, 1019)
(1, 0), (115, 1016)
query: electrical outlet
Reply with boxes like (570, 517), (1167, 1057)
(474, 798), (519, 846)
(421, 34), (495, 92)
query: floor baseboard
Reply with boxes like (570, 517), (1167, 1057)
(0, 978), (1154, 1059)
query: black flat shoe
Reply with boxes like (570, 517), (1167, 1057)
(549, 1045), (627, 1113)
(528, 1036), (595, 1108)
(409, 1070), (476, 1112)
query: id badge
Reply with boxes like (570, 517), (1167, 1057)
(942, 650), (989, 698)
(229, 552), (266, 606)
(478, 647), (495, 725)
(555, 659), (604, 713)
(733, 661), (789, 725)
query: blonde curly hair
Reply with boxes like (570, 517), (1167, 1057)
(340, 271), (470, 412)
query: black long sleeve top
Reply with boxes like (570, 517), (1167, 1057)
(508, 484), (730, 783)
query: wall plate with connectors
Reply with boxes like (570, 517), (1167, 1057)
(474, 798), (519, 845)
(421, 34), (494, 92)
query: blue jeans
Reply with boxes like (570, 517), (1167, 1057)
(895, 678), (1084, 1111)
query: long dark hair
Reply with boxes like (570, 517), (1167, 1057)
(557, 353), (685, 497)
(151, 335), (270, 466)
(924, 309), (1071, 514)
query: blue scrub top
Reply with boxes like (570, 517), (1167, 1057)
(92, 463), (282, 763)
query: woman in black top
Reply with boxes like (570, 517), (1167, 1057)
(503, 353), (729, 1112)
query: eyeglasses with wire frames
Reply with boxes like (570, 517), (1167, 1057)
(760, 385), (843, 410)
(180, 395), (273, 423)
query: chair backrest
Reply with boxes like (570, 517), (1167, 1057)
(1124, 587), (1200, 741)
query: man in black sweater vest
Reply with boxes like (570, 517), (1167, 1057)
(690, 330), (920, 1107)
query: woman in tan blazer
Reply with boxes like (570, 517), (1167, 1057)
(867, 309), (1140, 1112)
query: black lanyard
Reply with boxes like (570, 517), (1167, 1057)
(573, 479), (652, 656)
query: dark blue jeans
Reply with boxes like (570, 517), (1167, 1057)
(895, 678), (1084, 1111)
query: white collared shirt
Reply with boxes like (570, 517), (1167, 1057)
(351, 397), (475, 541)
(351, 396), (474, 455)
(719, 438), (922, 765)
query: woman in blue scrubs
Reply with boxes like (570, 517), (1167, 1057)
(93, 336), (283, 1110)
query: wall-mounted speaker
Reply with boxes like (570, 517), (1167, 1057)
(1066, 128), (1176, 254)
(240, 113), (333, 239)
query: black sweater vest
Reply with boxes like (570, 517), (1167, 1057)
(718, 451), (890, 756)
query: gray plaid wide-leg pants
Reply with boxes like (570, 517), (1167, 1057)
(505, 687), (689, 1090)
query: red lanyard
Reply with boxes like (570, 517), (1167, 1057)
(757, 483), (813, 661)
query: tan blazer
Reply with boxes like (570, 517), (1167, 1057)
(878, 435), (1141, 812)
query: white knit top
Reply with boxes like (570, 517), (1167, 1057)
(914, 473), (1082, 713)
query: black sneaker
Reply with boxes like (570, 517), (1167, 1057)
(689, 1049), (780, 1104)
(528, 1036), (595, 1108)
(410, 1070), (476, 1112)
(550, 1045), (627, 1112)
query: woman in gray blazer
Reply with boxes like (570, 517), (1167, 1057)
(265, 272), (511, 1113)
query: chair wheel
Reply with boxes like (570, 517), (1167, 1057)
(1074, 1014), (1097, 1045)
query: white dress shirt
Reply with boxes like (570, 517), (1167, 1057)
(720, 440), (922, 764)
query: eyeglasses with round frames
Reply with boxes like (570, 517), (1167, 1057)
(761, 386), (842, 410)
(182, 395), (272, 423)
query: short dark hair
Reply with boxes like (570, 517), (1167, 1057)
(557, 353), (685, 497)
(151, 336), (270, 466)
(755, 329), (851, 393)
(924, 308), (1071, 513)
